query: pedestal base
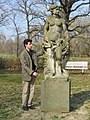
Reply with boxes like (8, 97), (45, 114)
(41, 79), (71, 112)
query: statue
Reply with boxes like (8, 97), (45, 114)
(43, 5), (70, 79)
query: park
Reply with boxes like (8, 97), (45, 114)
(0, 0), (90, 120)
(0, 56), (90, 120)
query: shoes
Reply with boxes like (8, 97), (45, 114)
(28, 104), (35, 109)
(22, 104), (35, 111)
(22, 106), (29, 111)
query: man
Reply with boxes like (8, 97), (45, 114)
(20, 39), (38, 111)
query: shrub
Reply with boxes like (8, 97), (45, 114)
(0, 57), (6, 69)
(0, 54), (21, 72)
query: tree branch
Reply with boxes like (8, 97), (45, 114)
(69, 11), (90, 24)
(71, 2), (90, 12)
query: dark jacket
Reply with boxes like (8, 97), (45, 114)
(20, 49), (37, 81)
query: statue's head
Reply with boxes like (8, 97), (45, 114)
(48, 4), (60, 15)
(48, 5), (58, 11)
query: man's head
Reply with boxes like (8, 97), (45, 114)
(23, 39), (32, 50)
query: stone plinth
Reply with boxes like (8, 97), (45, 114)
(41, 79), (71, 113)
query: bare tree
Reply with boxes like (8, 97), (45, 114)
(70, 17), (90, 57)
(0, 0), (90, 57)
(0, 1), (10, 27)
(8, 11), (20, 57)
(0, 34), (6, 53)
(41, 0), (90, 35)
(15, 0), (44, 39)
(42, 0), (90, 56)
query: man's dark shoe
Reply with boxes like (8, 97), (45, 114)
(28, 104), (35, 109)
(22, 106), (29, 111)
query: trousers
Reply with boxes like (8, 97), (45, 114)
(22, 76), (35, 106)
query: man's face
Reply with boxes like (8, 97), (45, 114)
(25, 42), (32, 50)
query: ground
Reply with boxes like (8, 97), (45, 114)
(18, 73), (90, 120)
(0, 71), (90, 120)
(18, 101), (90, 120)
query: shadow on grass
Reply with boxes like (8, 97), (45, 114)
(32, 102), (41, 108)
(70, 90), (90, 111)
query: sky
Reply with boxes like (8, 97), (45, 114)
(71, 0), (90, 16)
(0, 0), (89, 40)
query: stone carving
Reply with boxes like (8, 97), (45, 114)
(43, 5), (70, 79)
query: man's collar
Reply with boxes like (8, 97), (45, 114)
(26, 48), (29, 52)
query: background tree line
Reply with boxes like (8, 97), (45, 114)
(0, 0), (90, 58)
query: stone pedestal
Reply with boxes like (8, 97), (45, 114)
(41, 79), (71, 113)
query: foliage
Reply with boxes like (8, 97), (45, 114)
(0, 54), (90, 74)
(0, 54), (21, 72)
(0, 57), (6, 69)
(0, 54), (44, 72)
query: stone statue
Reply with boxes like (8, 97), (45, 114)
(43, 5), (70, 79)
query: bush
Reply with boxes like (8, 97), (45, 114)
(0, 54), (21, 72)
(0, 57), (6, 69)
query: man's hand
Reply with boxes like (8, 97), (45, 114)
(33, 72), (38, 77)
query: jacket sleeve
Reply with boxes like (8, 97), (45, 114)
(20, 52), (33, 76)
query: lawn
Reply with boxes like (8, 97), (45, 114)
(0, 74), (22, 120)
(0, 57), (90, 120)
(0, 73), (44, 120)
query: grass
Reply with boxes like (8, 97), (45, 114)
(0, 74), (22, 120)
(0, 71), (90, 120)
(0, 73), (44, 120)
(0, 57), (90, 120)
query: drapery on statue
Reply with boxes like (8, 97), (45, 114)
(43, 4), (70, 79)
